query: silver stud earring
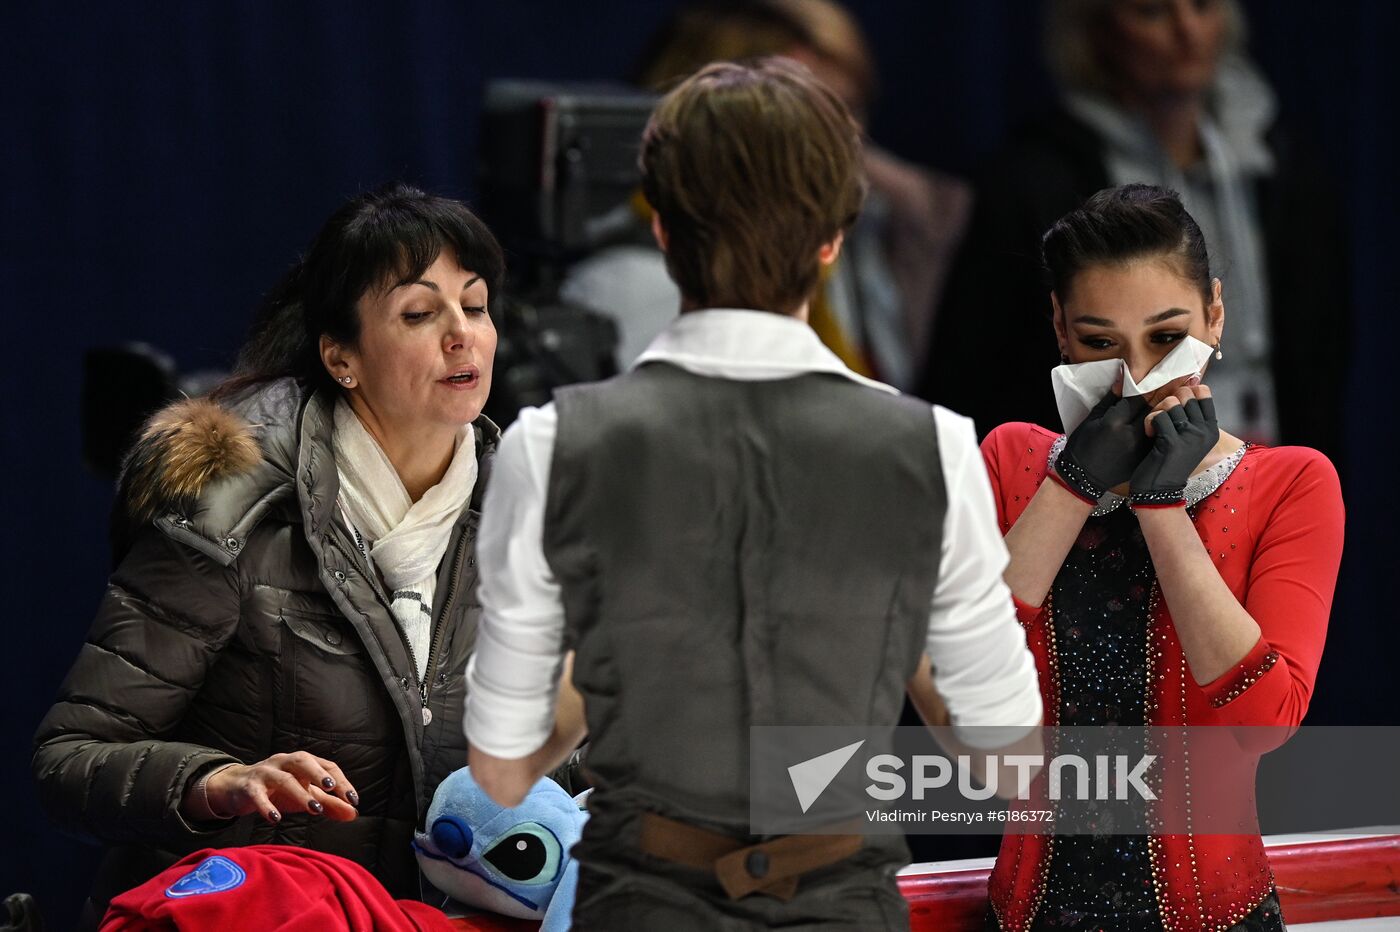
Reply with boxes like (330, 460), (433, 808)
(340, 376), (354, 385)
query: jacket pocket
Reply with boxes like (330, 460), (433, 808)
(279, 606), (364, 657)
(279, 607), (394, 745)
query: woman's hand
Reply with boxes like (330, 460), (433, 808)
(1131, 384), (1219, 507)
(1002, 382), (1149, 607)
(192, 751), (359, 824)
(1054, 384), (1153, 503)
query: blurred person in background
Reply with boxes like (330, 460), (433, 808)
(923, 0), (1348, 463)
(561, 0), (971, 390)
(30, 185), (569, 927)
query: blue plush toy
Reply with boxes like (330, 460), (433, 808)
(414, 768), (588, 931)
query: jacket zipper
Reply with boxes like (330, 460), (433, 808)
(342, 519), (471, 728)
(418, 530), (471, 726)
(341, 525), (429, 722)
(346, 525), (397, 610)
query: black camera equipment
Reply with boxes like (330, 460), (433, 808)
(478, 80), (658, 427)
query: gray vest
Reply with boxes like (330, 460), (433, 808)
(544, 363), (946, 835)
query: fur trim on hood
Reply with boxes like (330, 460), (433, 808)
(123, 398), (263, 523)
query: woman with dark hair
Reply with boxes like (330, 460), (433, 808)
(980, 184), (1343, 931)
(33, 183), (533, 924)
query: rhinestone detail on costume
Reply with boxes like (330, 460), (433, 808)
(1210, 652), (1282, 709)
(1047, 438), (1249, 517)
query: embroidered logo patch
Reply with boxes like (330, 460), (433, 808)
(164, 855), (247, 898)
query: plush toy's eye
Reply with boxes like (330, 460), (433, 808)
(482, 821), (563, 884)
(430, 815), (474, 860)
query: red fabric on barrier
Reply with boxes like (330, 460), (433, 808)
(100, 846), (456, 931)
(899, 835), (1400, 930)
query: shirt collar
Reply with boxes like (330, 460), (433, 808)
(631, 308), (898, 395)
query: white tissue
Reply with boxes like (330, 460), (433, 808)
(1051, 335), (1215, 434)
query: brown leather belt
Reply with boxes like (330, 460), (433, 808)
(638, 811), (863, 901)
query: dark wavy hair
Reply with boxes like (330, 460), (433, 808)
(216, 183), (504, 400)
(1042, 183), (1213, 305)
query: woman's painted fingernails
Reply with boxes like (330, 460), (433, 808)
(267, 809), (282, 824)
(347, 790), (359, 808)
(322, 776), (336, 790)
(309, 800), (324, 815)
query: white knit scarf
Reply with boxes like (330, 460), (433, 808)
(332, 398), (477, 678)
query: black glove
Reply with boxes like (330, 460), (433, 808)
(1129, 397), (1219, 508)
(1054, 389), (1154, 504)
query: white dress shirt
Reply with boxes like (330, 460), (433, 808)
(465, 309), (1042, 758)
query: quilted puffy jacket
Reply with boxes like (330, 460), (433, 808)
(33, 379), (499, 920)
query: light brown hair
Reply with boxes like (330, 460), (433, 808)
(640, 57), (866, 314)
(768, 0), (876, 110)
(1045, 0), (1246, 94)
(636, 0), (876, 112)
(635, 2), (811, 91)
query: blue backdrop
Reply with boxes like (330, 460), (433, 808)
(4, 3), (1395, 927)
